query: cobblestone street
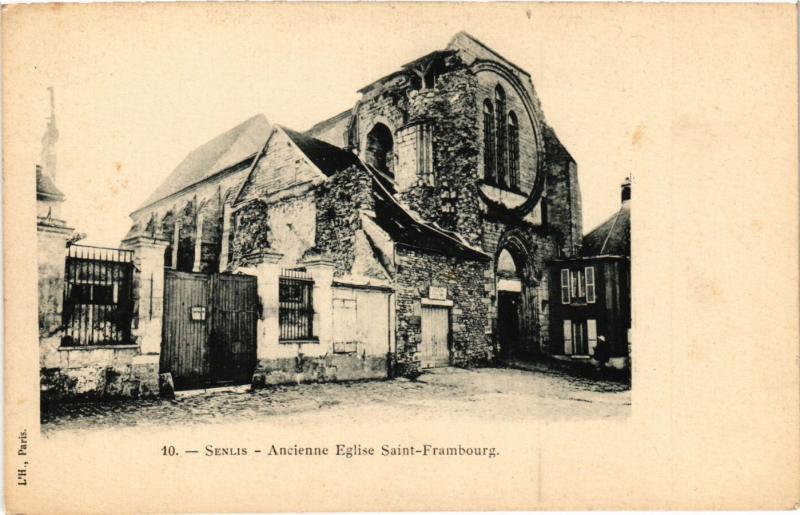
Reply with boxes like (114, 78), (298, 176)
(42, 366), (630, 433)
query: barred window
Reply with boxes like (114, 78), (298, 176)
(279, 270), (315, 341)
(483, 100), (495, 182)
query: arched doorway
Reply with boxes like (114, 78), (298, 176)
(365, 123), (394, 179)
(495, 232), (540, 358)
(496, 248), (523, 357)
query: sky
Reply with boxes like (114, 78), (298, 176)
(13, 3), (644, 247)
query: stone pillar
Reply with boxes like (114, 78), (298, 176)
(236, 250), (283, 385)
(301, 256), (336, 348)
(192, 212), (204, 272)
(37, 221), (73, 368)
(121, 236), (169, 355)
(219, 203), (232, 271)
(171, 220), (180, 270)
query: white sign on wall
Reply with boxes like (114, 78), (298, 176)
(428, 286), (447, 301)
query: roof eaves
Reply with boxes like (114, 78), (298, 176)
(131, 154), (257, 216)
(279, 125), (343, 180)
(360, 155), (490, 261)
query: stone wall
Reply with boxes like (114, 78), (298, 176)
(241, 257), (391, 388)
(128, 160), (251, 273)
(39, 233), (167, 404)
(394, 246), (491, 375)
(542, 128), (582, 253)
(231, 199), (271, 266)
(314, 165), (375, 276)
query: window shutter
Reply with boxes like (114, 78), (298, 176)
(585, 266), (596, 303)
(563, 319), (573, 355)
(560, 269), (570, 304)
(587, 319), (598, 355)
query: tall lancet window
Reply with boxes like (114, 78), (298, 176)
(483, 100), (495, 182)
(494, 86), (508, 187)
(508, 111), (519, 190)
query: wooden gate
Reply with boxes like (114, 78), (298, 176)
(420, 305), (450, 368)
(162, 270), (258, 390)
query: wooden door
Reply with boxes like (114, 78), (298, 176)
(162, 270), (211, 390)
(162, 270), (258, 390)
(209, 273), (258, 386)
(420, 306), (450, 368)
(497, 292), (521, 357)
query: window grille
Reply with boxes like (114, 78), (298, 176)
(62, 244), (134, 346)
(279, 269), (314, 341)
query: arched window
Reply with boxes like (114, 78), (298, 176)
(365, 123), (394, 179)
(494, 86), (508, 187)
(483, 100), (495, 182)
(508, 111), (519, 190)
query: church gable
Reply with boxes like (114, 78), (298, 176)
(234, 127), (328, 207)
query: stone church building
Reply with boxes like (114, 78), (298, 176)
(127, 32), (582, 385)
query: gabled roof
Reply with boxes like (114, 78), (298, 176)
(135, 114), (270, 212)
(36, 165), (64, 200)
(305, 109), (351, 138)
(582, 202), (630, 257)
(281, 126), (363, 176)
(249, 126), (489, 261)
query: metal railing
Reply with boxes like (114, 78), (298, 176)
(61, 244), (134, 346)
(279, 269), (314, 341)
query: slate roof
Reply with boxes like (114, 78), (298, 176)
(581, 201), (630, 257)
(36, 165), (65, 200)
(278, 128), (488, 261)
(281, 126), (363, 176)
(305, 109), (351, 136)
(135, 114), (270, 212)
(369, 178), (489, 261)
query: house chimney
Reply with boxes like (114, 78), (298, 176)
(621, 176), (631, 203)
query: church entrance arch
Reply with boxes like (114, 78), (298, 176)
(495, 231), (539, 358)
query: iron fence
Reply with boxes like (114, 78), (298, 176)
(279, 268), (314, 341)
(61, 244), (134, 346)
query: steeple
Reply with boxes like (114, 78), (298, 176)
(36, 87), (66, 226)
(40, 86), (59, 181)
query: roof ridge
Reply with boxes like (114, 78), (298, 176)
(599, 204), (625, 254)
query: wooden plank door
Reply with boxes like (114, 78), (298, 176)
(161, 270), (211, 390)
(420, 306), (450, 368)
(497, 292), (521, 357)
(209, 273), (258, 386)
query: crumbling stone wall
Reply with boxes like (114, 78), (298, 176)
(231, 199), (270, 266)
(198, 193), (223, 273)
(394, 246), (491, 375)
(314, 165), (375, 276)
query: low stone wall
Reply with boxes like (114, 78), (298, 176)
(40, 344), (159, 404)
(252, 353), (389, 387)
(38, 235), (168, 404)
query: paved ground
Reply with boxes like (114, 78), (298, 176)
(41, 366), (630, 433)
